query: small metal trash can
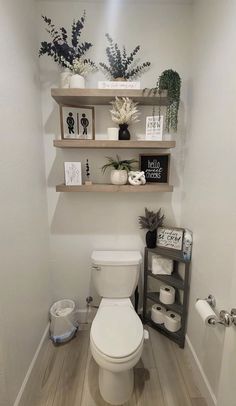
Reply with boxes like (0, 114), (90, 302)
(49, 299), (78, 344)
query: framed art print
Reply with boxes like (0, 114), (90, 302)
(145, 115), (163, 140)
(64, 162), (82, 185)
(60, 105), (95, 140)
(140, 153), (170, 183)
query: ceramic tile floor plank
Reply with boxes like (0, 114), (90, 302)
(134, 367), (165, 406)
(191, 398), (208, 406)
(149, 327), (192, 406)
(19, 334), (67, 406)
(171, 341), (202, 399)
(52, 330), (89, 406)
(135, 336), (156, 369)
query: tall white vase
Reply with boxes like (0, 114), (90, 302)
(70, 74), (85, 88)
(60, 69), (72, 88)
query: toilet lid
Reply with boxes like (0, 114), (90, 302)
(91, 306), (143, 358)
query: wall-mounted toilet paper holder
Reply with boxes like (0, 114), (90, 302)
(196, 295), (236, 327)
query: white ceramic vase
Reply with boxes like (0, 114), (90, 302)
(60, 69), (72, 88)
(110, 170), (128, 185)
(70, 74), (85, 88)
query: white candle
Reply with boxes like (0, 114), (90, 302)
(107, 127), (119, 140)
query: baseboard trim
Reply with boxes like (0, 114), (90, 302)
(13, 323), (49, 406)
(186, 335), (217, 406)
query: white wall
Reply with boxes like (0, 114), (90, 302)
(0, 1), (51, 404)
(182, 0), (236, 403)
(38, 0), (192, 308)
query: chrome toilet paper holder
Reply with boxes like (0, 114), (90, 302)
(196, 294), (236, 327)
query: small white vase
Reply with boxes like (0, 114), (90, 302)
(110, 170), (128, 185)
(60, 69), (72, 88)
(70, 74), (85, 88)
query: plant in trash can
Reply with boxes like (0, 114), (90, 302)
(138, 208), (164, 248)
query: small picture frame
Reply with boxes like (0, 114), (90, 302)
(140, 153), (170, 183)
(145, 115), (163, 141)
(60, 105), (95, 140)
(64, 162), (82, 185)
(157, 227), (184, 251)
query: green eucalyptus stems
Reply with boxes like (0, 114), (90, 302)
(99, 34), (151, 80)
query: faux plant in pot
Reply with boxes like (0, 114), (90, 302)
(110, 97), (140, 140)
(39, 11), (97, 88)
(99, 33), (151, 80)
(138, 208), (164, 248)
(102, 155), (138, 185)
(62, 57), (97, 88)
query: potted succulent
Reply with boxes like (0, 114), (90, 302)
(101, 155), (138, 185)
(39, 11), (97, 88)
(99, 34), (151, 80)
(138, 208), (164, 248)
(110, 97), (140, 140)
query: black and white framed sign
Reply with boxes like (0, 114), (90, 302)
(157, 227), (184, 251)
(140, 154), (170, 183)
(60, 105), (95, 140)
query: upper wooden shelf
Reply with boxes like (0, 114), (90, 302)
(51, 88), (169, 106)
(53, 139), (176, 149)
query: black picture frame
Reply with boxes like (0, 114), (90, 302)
(139, 153), (170, 183)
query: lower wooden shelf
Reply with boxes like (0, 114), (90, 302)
(145, 314), (184, 347)
(56, 183), (174, 193)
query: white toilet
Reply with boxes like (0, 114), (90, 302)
(90, 250), (144, 405)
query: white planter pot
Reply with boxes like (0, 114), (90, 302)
(110, 170), (128, 185)
(70, 74), (85, 88)
(60, 70), (72, 88)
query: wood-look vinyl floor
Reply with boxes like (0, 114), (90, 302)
(19, 326), (207, 406)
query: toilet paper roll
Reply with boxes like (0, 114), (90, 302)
(164, 311), (181, 332)
(152, 255), (173, 275)
(195, 299), (218, 325)
(160, 285), (175, 305)
(151, 304), (165, 324)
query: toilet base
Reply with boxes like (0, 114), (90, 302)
(99, 367), (134, 405)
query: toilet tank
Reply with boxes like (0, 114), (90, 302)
(91, 251), (142, 298)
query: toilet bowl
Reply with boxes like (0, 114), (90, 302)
(90, 298), (144, 405)
(90, 250), (143, 404)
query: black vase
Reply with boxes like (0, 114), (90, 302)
(146, 230), (157, 248)
(119, 124), (130, 140)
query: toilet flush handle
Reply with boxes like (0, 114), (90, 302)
(92, 265), (101, 271)
(143, 329), (149, 340)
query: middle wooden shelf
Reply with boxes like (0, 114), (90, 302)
(53, 139), (176, 149)
(56, 183), (173, 193)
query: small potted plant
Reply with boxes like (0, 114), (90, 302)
(99, 34), (151, 80)
(110, 97), (140, 140)
(39, 11), (97, 88)
(138, 208), (164, 248)
(102, 155), (138, 185)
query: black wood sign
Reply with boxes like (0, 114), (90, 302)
(140, 154), (170, 183)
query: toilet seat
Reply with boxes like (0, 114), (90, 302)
(91, 302), (143, 359)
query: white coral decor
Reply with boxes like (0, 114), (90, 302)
(110, 97), (140, 125)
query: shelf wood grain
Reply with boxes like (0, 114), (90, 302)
(53, 139), (176, 149)
(56, 183), (174, 193)
(51, 88), (169, 106)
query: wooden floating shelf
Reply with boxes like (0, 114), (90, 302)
(51, 88), (169, 106)
(53, 139), (176, 149)
(56, 183), (173, 193)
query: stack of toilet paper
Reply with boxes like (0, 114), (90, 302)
(151, 304), (181, 332)
(151, 255), (173, 275)
(160, 284), (175, 305)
